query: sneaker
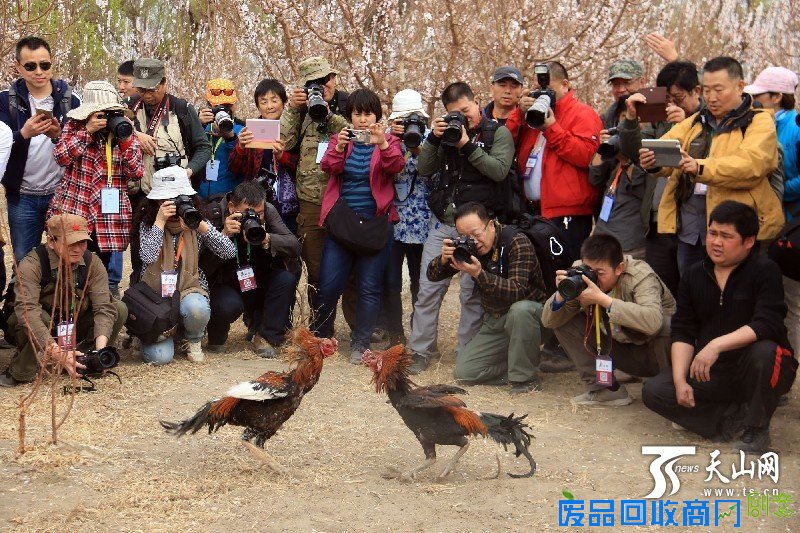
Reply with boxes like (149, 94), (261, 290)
(206, 344), (227, 354)
(777, 395), (789, 407)
(0, 368), (21, 388)
(672, 422), (688, 431)
(571, 386), (632, 406)
(370, 328), (387, 343)
(732, 426), (771, 454)
(349, 346), (367, 365)
(408, 353), (431, 375)
(539, 347), (575, 373)
(253, 336), (277, 359)
(613, 369), (640, 383)
(186, 341), (205, 363)
(510, 378), (542, 395)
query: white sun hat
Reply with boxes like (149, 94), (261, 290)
(147, 166), (197, 200)
(388, 89), (430, 120)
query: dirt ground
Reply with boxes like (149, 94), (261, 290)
(0, 264), (798, 532)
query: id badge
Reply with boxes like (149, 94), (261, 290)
(101, 187), (121, 214)
(57, 321), (75, 350)
(237, 265), (257, 292)
(161, 270), (178, 297)
(394, 180), (410, 206)
(316, 142), (329, 164)
(205, 160), (219, 181)
(596, 356), (613, 386)
(523, 153), (538, 179)
(598, 194), (614, 222)
(694, 182), (708, 195)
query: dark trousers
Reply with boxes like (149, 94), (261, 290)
(548, 215), (593, 263)
(129, 191), (147, 284)
(642, 341), (798, 438)
(381, 241), (423, 336)
(87, 232), (113, 272)
(645, 222), (680, 299)
(207, 268), (299, 346)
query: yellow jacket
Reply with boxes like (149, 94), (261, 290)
(657, 106), (783, 240)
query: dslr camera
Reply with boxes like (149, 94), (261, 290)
(526, 63), (557, 128)
(239, 208), (266, 244)
(211, 105), (234, 135)
(255, 168), (278, 202)
(597, 126), (620, 158)
(172, 194), (203, 230)
(154, 151), (181, 171)
(452, 235), (477, 263)
(557, 264), (599, 301)
(304, 82), (329, 122)
(76, 346), (120, 376)
(101, 109), (133, 140)
(402, 113), (427, 149)
(441, 111), (468, 147)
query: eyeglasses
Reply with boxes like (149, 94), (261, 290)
(667, 91), (688, 104)
(210, 88), (235, 96)
(462, 220), (491, 240)
(22, 61), (52, 72)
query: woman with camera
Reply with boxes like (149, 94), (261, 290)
(138, 167), (235, 364)
(228, 79), (300, 234)
(312, 88), (405, 364)
(49, 80), (143, 271)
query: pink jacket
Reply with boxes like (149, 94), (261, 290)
(319, 133), (405, 225)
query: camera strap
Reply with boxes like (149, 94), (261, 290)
(231, 235), (251, 266)
(133, 95), (169, 136)
(173, 235), (185, 271)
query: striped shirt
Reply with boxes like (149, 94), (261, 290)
(341, 143), (376, 216)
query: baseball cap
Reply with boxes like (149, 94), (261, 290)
(492, 66), (524, 85)
(133, 58), (166, 90)
(46, 214), (92, 245)
(744, 67), (799, 95)
(608, 59), (644, 82)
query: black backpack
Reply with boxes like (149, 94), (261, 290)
(768, 216), (800, 281)
(479, 121), (524, 224)
(503, 213), (574, 295)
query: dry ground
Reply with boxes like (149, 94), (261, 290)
(0, 261), (798, 532)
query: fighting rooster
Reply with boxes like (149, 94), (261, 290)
(362, 346), (536, 481)
(160, 328), (337, 472)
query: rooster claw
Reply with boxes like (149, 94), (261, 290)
(241, 441), (287, 476)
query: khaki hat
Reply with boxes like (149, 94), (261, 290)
(47, 214), (92, 245)
(294, 56), (338, 87)
(67, 81), (127, 121)
(206, 78), (238, 106)
(133, 58), (166, 90)
(608, 59), (644, 82)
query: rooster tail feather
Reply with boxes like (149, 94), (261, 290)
(479, 412), (537, 478)
(159, 401), (216, 438)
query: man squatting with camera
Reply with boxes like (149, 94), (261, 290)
(0, 214), (126, 386)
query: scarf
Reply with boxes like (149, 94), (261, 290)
(142, 220), (206, 299)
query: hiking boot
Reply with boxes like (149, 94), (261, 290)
(350, 346), (367, 365)
(408, 353), (431, 375)
(386, 332), (407, 347)
(510, 378), (542, 395)
(186, 341), (205, 363)
(571, 386), (632, 406)
(0, 368), (21, 388)
(711, 403), (745, 442)
(206, 344), (227, 354)
(539, 345), (575, 373)
(732, 426), (771, 454)
(371, 328), (387, 343)
(253, 335), (277, 359)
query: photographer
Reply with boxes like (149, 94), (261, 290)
(542, 234), (675, 406)
(427, 202), (547, 394)
(138, 168), (235, 365)
(484, 66), (525, 126)
(408, 81), (513, 373)
(196, 78), (245, 200)
(601, 59), (646, 130)
(49, 81), (143, 272)
(0, 215), (126, 387)
(205, 182), (300, 358)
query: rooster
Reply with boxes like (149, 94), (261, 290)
(362, 345), (536, 481)
(160, 328), (337, 472)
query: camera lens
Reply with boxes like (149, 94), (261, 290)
(452, 246), (472, 263)
(557, 275), (586, 301)
(525, 94), (551, 128)
(175, 199), (202, 230)
(97, 348), (120, 369)
(107, 115), (133, 139)
(403, 124), (423, 149)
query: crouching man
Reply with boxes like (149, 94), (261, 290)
(643, 201), (797, 453)
(0, 214), (126, 386)
(542, 234), (675, 406)
(427, 202), (548, 395)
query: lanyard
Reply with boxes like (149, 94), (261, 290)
(210, 136), (224, 162)
(594, 304), (602, 355)
(232, 235), (250, 266)
(133, 95), (169, 136)
(607, 164), (625, 196)
(173, 234), (185, 271)
(105, 132), (114, 187)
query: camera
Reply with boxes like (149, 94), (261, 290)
(597, 126), (620, 158)
(441, 111), (468, 147)
(154, 151), (181, 171)
(557, 264), (599, 301)
(240, 208), (266, 244)
(211, 105), (234, 135)
(402, 113), (427, 149)
(345, 129), (371, 144)
(452, 235), (477, 263)
(76, 347), (120, 376)
(255, 168), (277, 202)
(304, 82), (329, 122)
(172, 194), (203, 230)
(525, 63), (557, 128)
(101, 109), (133, 140)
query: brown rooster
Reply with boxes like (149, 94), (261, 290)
(160, 328), (337, 472)
(362, 345), (536, 481)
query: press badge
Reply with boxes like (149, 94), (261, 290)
(237, 265), (257, 292)
(316, 142), (329, 164)
(598, 194), (614, 222)
(57, 321), (75, 350)
(161, 270), (178, 297)
(596, 356), (613, 386)
(101, 187), (121, 214)
(205, 160), (219, 181)
(523, 152), (538, 179)
(694, 182), (708, 195)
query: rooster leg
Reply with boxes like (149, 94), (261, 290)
(398, 458), (436, 482)
(241, 441), (287, 476)
(481, 452), (502, 480)
(437, 441), (470, 480)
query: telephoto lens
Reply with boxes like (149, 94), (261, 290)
(525, 94), (552, 128)
(305, 83), (328, 122)
(402, 113), (427, 149)
(212, 105), (234, 134)
(240, 208), (266, 244)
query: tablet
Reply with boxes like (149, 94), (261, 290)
(245, 119), (280, 149)
(642, 139), (682, 167)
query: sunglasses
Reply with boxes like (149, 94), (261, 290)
(309, 74), (332, 86)
(22, 61), (52, 72)
(210, 88), (235, 96)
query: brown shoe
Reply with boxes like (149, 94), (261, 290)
(253, 335), (277, 359)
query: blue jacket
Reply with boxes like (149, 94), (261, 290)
(197, 122), (245, 199)
(776, 109), (800, 218)
(0, 78), (81, 202)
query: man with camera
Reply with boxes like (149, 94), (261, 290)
(408, 81), (514, 373)
(541, 233), (675, 406)
(602, 59), (646, 130)
(0, 214), (126, 387)
(203, 181), (301, 358)
(484, 66), (525, 126)
(426, 202), (547, 393)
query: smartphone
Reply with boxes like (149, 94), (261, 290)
(346, 129), (371, 144)
(635, 87), (668, 123)
(642, 139), (682, 167)
(35, 108), (54, 119)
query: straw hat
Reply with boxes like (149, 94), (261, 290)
(67, 81), (127, 121)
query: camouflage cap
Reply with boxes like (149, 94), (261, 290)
(294, 56), (338, 87)
(133, 58), (166, 89)
(607, 59), (644, 82)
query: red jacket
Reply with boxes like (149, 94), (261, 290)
(506, 90), (602, 218)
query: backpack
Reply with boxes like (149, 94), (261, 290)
(479, 121), (524, 224)
(501, 213), (574, 295)
(7, 81), (73, 130)
(768, 216), (800, 281)
(741, 110), (784, 203)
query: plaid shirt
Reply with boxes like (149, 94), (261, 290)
(50, 120), (143, 251)
(427, 223), (547, 316)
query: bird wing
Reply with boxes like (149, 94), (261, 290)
(419, 384), (469, 396)
(225, 371), (293, 401)
(394, 385), (468, 409)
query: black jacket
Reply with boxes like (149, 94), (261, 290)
(672, 252), (791, 359)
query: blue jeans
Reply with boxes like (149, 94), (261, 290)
(141, 293), (211, 365)
(108, 252), (123, 287)
(7, 193), (53, 263)
(677, 240), (707, 277)
(312, 233), (392, 349)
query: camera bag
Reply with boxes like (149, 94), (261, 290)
(324, 197), (391, 256)
(122, 282), (180, 344)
